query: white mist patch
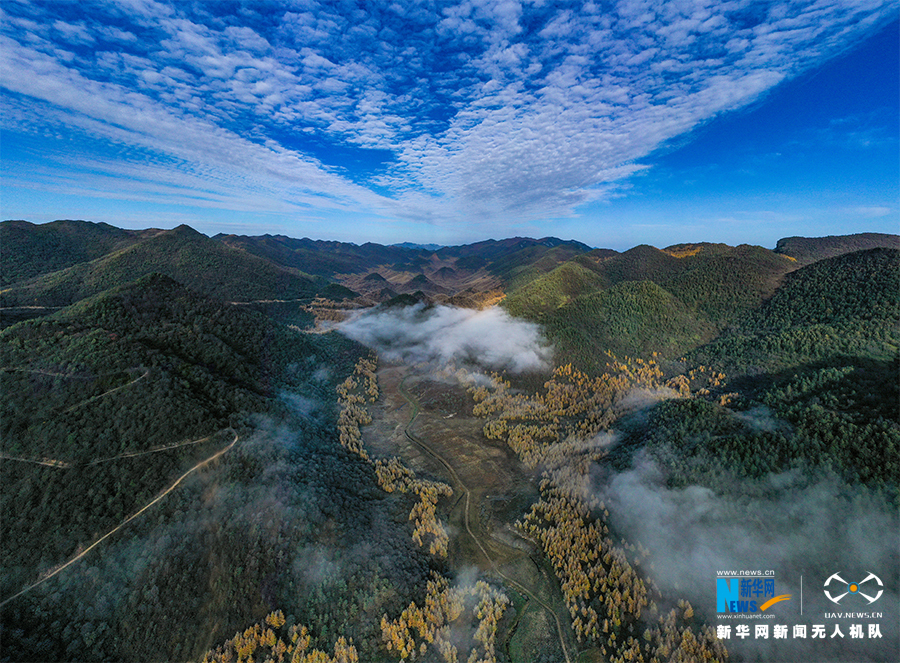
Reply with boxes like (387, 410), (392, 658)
(279, 392), (318, 417)
(616, 387), (681, 412)
(601, 459), (899, 660)
(733, 405), (783, 433)
(604, 461), (898, 593)
(337, 304), (552, 373)
(544, 432), (620, 503)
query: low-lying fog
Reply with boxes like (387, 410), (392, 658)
(337, 303), (551, 373)
(336, 302), (898, 662)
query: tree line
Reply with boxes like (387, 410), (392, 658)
(466, 356), (729, 662)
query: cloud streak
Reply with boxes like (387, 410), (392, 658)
(1, 0), (895, 229)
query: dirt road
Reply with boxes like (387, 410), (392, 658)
(0, 429), (238, 608)
(397, 375), (572, 663)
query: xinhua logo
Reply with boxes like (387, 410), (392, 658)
(717, 577), (791, 613)
(824, 573), (883, 605)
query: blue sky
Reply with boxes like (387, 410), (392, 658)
(1, 0), (897, 250)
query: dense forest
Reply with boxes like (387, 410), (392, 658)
(0, 220), (145, 286)
(1, 221), (897, 662)
(0, 273), (436, 661)
(0, 225), (326, 309)
(502, 240), (898, 375)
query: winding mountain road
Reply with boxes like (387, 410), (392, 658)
(1, 433), (219, 469)
(63, 369), (149, 413)
(0, 429), (238, 608)
(397, 376), (572, 663)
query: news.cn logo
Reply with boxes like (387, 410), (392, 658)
(823, 573), (884, 605)
(717, 574), (791, 614)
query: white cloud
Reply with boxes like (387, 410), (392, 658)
(0, 0), (895, 230)
(52, 20), (95, 44)
(337, 304), (552, 373)
(0, 38), (401, 217)
(849, 206), (892, 218)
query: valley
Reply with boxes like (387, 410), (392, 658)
(0, 220), (897, 663)
(367, 365), (574, 662)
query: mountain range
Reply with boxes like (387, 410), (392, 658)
(1, 219), (897, 662)
(3, 220), (896, 369)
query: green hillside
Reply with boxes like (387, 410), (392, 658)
(664, 248), (900, 504)
(542, 281), (716, 372)
(485, 242), (596, 289)
(692, 248), (900, 372)
(503, 260), (609, 319)
(0, 220), (144, 286)
(435, 236), (591, 262)
(0, 274), (431, 662)
(662, 244), (795, 323)
(218, 233), (595, 290)
(585, 243), (794, 323)
(747, 247), (899, 328)
(1, 271), (360, 497)
(503, 242), (795, 368)
(593, 244), (683, 284)
(2, 225), (322, 308)
(626, 357), (898, 502)
(774, 232), (899, 265)
(215, 233), (426, 276)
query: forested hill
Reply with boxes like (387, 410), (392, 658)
(215, 233), (593, 279)
(745, 247), (899, 329)
(4, 220), (896, 364)
(692, 247), (900, 372)
(214, 232), (433, 277)
(774, 232), (899, 265)
(215, 232), (596, 305)
(621, 248), (900, 510)
(1, 269), (365, 474)
(0, 219), (147, 286)
(1, 221), (598, 318)
(0, 224), (325, 309)
(1, 271), (435, 661)
(502, 242), (801, 372)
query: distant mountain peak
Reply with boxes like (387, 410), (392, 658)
(169, 224), (205, 237)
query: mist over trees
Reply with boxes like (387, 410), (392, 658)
(1, 221), (897, 662)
